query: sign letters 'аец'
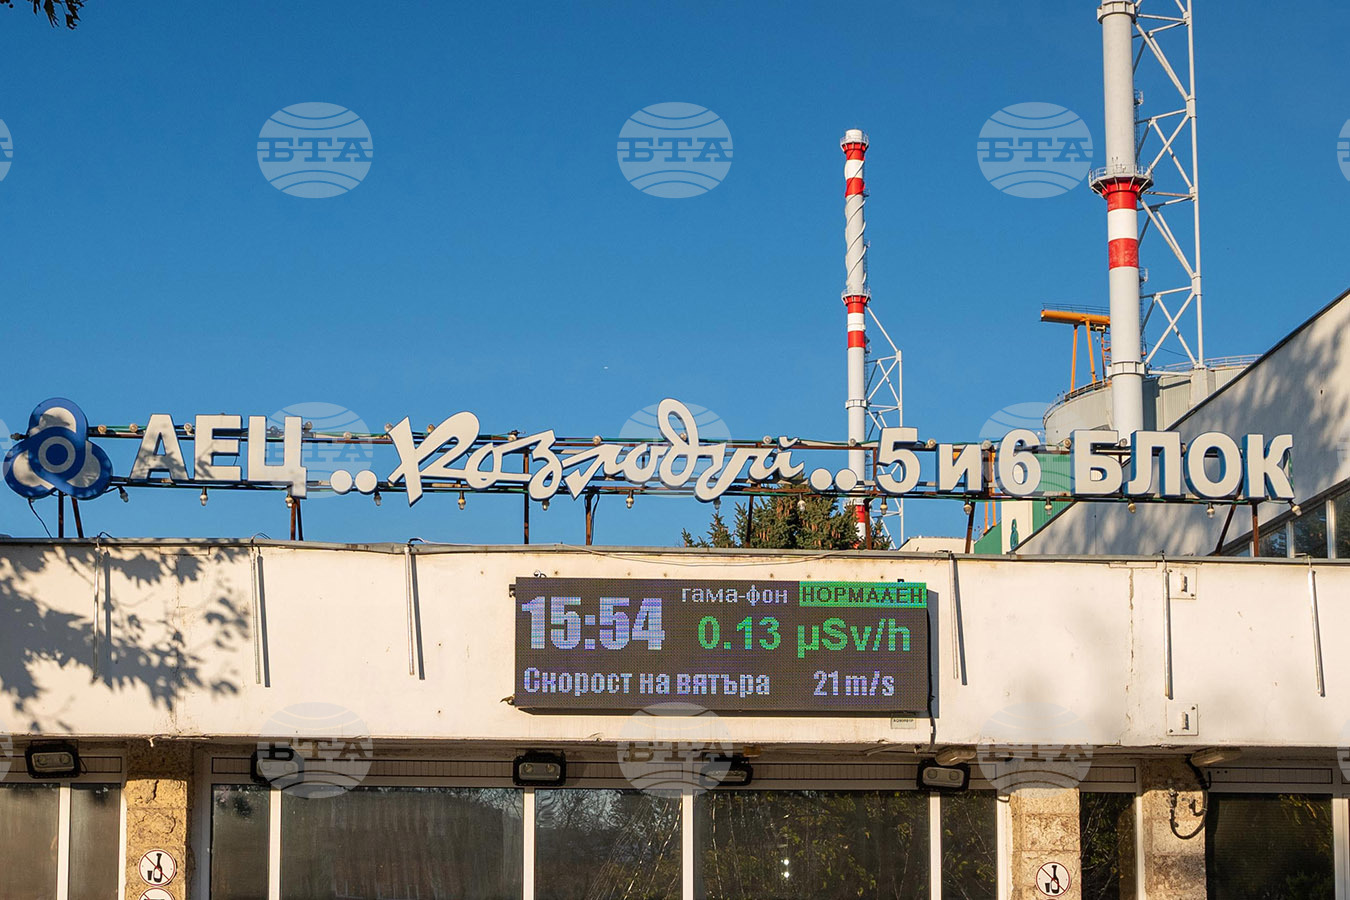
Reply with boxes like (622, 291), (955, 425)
(514, 578), (931, 714)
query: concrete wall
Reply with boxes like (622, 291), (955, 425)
(1, 540), (1346, 751)
(1028, 288), (1350, 556)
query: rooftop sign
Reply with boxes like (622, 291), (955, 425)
(3, 397), (1295, 507)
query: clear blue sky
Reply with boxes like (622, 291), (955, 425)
(1, 0), (1347, 545)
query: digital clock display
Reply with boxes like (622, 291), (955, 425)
(514, 577), (931, 714)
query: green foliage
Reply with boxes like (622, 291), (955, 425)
(3, 0), (84, 29)
(682, 485), (892, 551)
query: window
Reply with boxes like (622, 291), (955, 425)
(211, 784), (270, 900)
(1335, 493), (1350, 559)
(0, 783), (59, 899)
(1258, 522), (1289, 558)
(1080, 792), (1136, 900)
(1205, 793), (1333, 899)
(535, 789), (680, 900)
(695, 790), (929, 899)
(0, 780), (122, 900)
(941, 791), (998, 900)
(1293, 502), (1329, 558)
(280, 786), (522, 900)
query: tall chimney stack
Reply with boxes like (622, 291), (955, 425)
(841, 129), (870, 532)
(1092, 1), (1151, 436)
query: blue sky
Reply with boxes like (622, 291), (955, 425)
(1, 0), (1347, 545)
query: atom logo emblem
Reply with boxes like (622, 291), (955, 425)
(3, 398), (113, 500)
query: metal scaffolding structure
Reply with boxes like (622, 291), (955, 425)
(864, 306), (904, 546)
(1132, 0), (1206, 369)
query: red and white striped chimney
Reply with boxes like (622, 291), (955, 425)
(1092, 1), (1151, 436)
(841, 129), (870, 531)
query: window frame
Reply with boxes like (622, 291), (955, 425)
(196, 750), (1026, 900)
(0, 750), (127, 900)
(1203, 762), (1349, 900)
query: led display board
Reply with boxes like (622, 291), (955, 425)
(514, 577), (931, 714)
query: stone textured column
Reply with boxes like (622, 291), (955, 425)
(1139, 758), (1207, 899)
(124, 740), (195, 900)
(1009, 788), (1080, 899)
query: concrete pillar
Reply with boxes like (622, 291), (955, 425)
(1139, 759), (1207, 899)
(124, 740), (195, 900)
(1009, 788), (1080, 899)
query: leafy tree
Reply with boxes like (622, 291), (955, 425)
(682, 483), (891, 550)
(3, 0), (84, 29)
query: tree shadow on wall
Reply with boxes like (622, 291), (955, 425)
(0, 544), (248, 731)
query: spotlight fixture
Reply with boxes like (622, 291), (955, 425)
(373, 490), (382, 507)
(1043, 499), (1053, 513)
(512, 751), (566, 786)
(1206, 503), (1215, 518)
(962, 501), (974, 515)
(25, 742), (80, 779)
(541, 499), (549, 511)
(626, 492), (634, 509)
(200, 488), (208, 507)
(918, 759), (970, 792)
(879, 498), (887, 514)
(1291, 502), (1303, 517)
(704, 754), (753, 787)
(458, 492), (466, 511)
(1190, 748), (1242, 768)
(934, 747), (977, 767)
(118, 486), (129, 503)
(1127, 500), (1136, 513)
(251, 745), (301, 786)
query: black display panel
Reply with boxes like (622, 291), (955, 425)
(514, 578), (931, 714)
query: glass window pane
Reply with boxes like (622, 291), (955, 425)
(1336, 493), (1350, 559)
(1258, 523), (1289, 558)
(212, 784), (270, 900)
(696, 790), (928, 899)
(1206, 793), (1333, 899)
(0, 783), (60, 900)
(1080, 792), (1136, 900)
(68, 784), (122, 900)
(1293, 503), (1329, 558)
(280, 786), (523, 900)
(941, 791), (997, 900)
(536, 789), (679, 900)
